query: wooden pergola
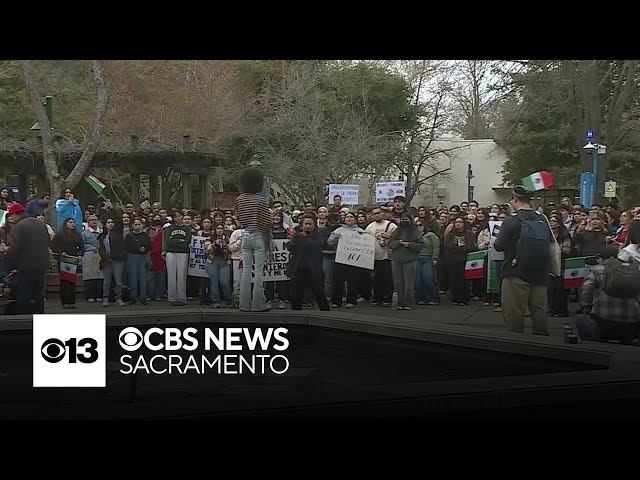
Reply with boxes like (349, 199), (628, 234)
(0, 135), (225, 209)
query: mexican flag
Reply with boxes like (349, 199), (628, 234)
(85, 174), (106, 195)
(522, 170), (554, 191)
(0, 209), (6, 228)
(486, 258), (500, 294)
(464, 251), (486, 280)
(59, 254), (80, 283)
(564, 257), (588, 289)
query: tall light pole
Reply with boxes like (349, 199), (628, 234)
(583, 139), (606, 206)
(249, 151), (268, 200)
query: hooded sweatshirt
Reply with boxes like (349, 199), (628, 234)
(327, 224), (366, 248)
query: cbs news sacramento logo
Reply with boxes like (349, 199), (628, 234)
(33, 315), (106, 387)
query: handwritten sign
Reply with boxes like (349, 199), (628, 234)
(188, 235), (209, 278)
(375, 181), (405, 204)
(488, 221), (504, 261)
(239, 239), (291, 282)
(335, 232), (376, 270)
(328, 184), (359, 205)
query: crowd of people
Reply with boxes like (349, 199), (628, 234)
(1, 169), (639, 346)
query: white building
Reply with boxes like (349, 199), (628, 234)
(411, 138), (512, 208)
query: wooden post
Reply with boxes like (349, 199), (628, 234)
(131, 174), (140, 204)
(149, 175), (160, 203)
(182, 173), (192, 209)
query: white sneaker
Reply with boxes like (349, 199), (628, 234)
(265, 302), (272, 311)
(494, 306), (503, 313)
(102, 300), (109, 307)
(345, 303), (356, 308)
(87, 298), (95, 303)
(116, 299), (125, 307)
(356, 297), (366, 303)
(96, 298), (103, 302)
(278, 301), (285, 310)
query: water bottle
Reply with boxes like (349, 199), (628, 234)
(391, 291), (398, 310)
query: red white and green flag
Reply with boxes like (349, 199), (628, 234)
(464, 251), (486, 280)
(85, 174), (106, 195)
(564, 257), (588, 289)
(522, 170), (554, 191)
(0, 209), (6, 228)
(59, 254), (80, 283)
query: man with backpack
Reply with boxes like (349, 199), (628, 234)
(494, 186), (553, 335)
(576, 246), (640, 345)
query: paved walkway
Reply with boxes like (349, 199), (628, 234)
(38, 295), (578, 339)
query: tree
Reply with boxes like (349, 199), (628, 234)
(498, 60), (640, 202)
(21, 60), (109, 221)
(386, 61), (471, 204)
(232, 61), (416, 205)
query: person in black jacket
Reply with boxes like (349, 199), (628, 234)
(125, 218), (152, 305)
(98, 216), (127, 307)
(51, 217), (84, 308)
(4, 202), (50, 314)
(286, 214), (330, 311)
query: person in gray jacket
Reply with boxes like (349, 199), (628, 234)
(81, 214), (104, 303)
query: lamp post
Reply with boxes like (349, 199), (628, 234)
(249, 152), (268, 200)
(583, 140), (607, 206)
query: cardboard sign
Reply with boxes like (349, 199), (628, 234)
(328, 184), (359, 205)
(375, 181), (405, 204)
(488, 221), (504, 261)
(238, 239), (291, 282)
(334, 231), (376, 270)
(188, 235), (210, 278)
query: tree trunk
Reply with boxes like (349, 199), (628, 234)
(21, 60), (109, 207)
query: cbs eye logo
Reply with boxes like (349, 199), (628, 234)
(119, 327), (143, 351)
(41, 337), (99, 364)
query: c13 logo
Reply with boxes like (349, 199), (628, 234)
(41, 337), (99, 364)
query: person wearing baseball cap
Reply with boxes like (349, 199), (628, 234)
(494, 186), (552, 336)
(391, 195), (407, 223)
(4, 202), (51, 314)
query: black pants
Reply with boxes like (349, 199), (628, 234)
(291, 267), (329, 311)
(447, 257), (470, 304)
(548, 275), (569, 316)
(372, 259), (393, 303)
(84, 279), (103, 300)
(358, 269), (372, 300)
(332, 263), (361, 306)
(60, 279), (76, 305)
(438, 255), (448, 292)
(265, 281), (290, 302)
(15, 270), (46, 315)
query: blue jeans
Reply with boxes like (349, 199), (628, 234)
(415, 256), (439, 303)
(240, 231), (266, 311)
(15, 270), (46, 314)
(205, 257), (231, 305)
(147, 270), (166, 300)
(103, 260), (125, 301)
(127, 254), (148, 301)
(322, 256), (335, 298)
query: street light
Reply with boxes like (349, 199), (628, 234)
(583, 140), (607, 205)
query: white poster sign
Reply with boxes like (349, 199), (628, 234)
(188, 235), (210, 278)
(335, 232), (376, 270)
(239, 239), (291, 282)
(488, 221), (504, 261)
(328, 184), (359, 205)
(375, 181), (405, 204)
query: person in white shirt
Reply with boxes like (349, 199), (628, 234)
(228, 227), (244, 291)
(365, 205), (398, 307)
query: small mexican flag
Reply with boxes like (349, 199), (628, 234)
(464, 251), (486, 280)
(60, 254), (80, 283)
(522, 170), (554, 191)
(85, 174), (106, 195)
(0, 209), (6, 228)
(564, 257), (588, 289)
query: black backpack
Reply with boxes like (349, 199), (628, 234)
(602, 257), (640, 298)
(515, 214), (550, 280)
